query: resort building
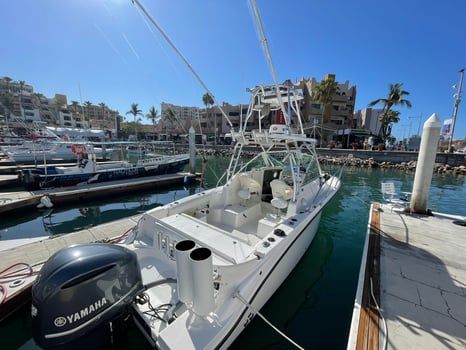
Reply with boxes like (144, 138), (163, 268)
(0, 77), (119, 133)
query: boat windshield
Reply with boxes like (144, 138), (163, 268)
(237, 146), (321, 187)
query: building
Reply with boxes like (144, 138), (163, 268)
(0, 77), (120, 133)
(160, 102), (200, 139)
(295, 74), (357, 144)
(354, 107), (384, 135)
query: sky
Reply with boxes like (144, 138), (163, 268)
(2, 0), (466, 140)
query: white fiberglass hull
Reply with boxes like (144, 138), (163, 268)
(214, 211), (322, 349)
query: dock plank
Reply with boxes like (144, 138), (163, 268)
(355, 203), (380, 350)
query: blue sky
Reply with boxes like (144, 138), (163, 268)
(2, 0), (465, 140)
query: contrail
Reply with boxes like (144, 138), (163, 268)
(122, 32), (140, 60)
(94, 23), (127, 64)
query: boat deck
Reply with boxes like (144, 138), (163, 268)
(347, 202), (466, 350)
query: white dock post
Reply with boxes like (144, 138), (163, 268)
(189, 126), (196, 174)
(409, 113), (441, 214)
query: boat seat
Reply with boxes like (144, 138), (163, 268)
(238, 174), (261, 205)
(270, 179), (293, 215)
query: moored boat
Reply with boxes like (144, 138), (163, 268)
(28, 1), (342, 349)
(17, 152), (190, 190)
(30, 83), (342, 349)
(6, 141), (113, 163)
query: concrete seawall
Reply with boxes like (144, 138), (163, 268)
(315, 149), (466, 167)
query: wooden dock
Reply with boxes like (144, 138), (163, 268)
(0, 172), (196, 215)
(347, 203), (466, 350)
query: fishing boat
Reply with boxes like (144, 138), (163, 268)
(29, 1), (341, 349)
(17, 152), (190, 190)
(30, 83), (342, 349)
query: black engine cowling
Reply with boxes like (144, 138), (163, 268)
(32, 243), (143, 349)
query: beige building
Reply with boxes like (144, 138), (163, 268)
(295, 74), (357, 143)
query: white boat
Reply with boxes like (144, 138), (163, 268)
(6, 141), (113, 163)
(29, 2), (341, 349)
(125, 85), (342, 349)
(30, 84), (341, 349)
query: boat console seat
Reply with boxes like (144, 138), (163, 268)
(238, 174), (261, 205)
(270, 179), (293, 215)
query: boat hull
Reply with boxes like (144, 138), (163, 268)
(18, 157), (189, 190)
(217, 210), (323, 349)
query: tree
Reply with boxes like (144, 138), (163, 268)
(70, 101), (80, 113)
(368, 82), (412, 141)
(126, 103), (143, 141)
(99, 102), (107, 120)
(162, 108), (177, 140)
(202, 93), (215, 142)
(378, 109), (401, 141)
(312, 78), (340, 146)
(1, 77), (14, 127)
(18, 80), (25, 118)
(0, 91), (14, 118)
(146, 106), (159, 135)
(84, 101), (92, 122)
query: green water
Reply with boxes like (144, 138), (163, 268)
(1, 160), (465, 349)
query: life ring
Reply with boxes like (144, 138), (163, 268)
(71, 144), (86, 155)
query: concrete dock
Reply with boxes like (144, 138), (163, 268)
(347, 202), (466, 350)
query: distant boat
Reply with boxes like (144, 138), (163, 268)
(6, 141), (112, 163)
(17, 152), (190, 190)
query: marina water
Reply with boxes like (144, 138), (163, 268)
(1, 159), (465, 350)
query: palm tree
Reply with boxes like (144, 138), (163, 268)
(126, 103), (143, 141)
(70, 101), (80, 113)
(18, 80), (25, 118)
(99, 102), (107, 120)
(1, 77), (13, 130)
(202, 93), (215, 142)
(378, 109), (401, 141)
(162, 108), (177, 141)
(84, 101), (92, 123)
(368, 82), (412, 141)
(146, 106), (159, 136)
(312, 78), (340, 146)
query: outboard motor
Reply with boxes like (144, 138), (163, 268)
(32, 243), (144, 349)
(18, 169), (41, 190)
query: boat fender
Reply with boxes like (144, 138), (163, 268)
(37, 195), (53, 209)
(183, 175), (190, 185)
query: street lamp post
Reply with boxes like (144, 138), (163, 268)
(448, 68), (464, 152)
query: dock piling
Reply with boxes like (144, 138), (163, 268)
(189, 126), (196, 174)
(409, 113), (441, 214)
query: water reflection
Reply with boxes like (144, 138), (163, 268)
(0, 184), (199, 242)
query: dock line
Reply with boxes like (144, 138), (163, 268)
(234, 290), (305, 350)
